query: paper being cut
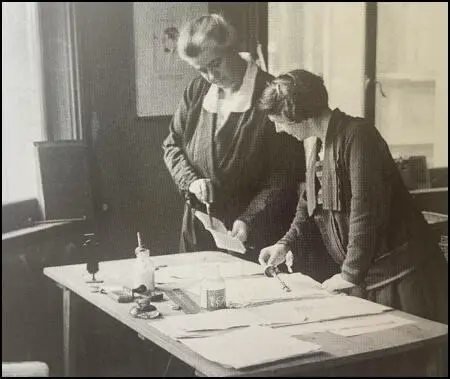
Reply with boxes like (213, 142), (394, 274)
(195, 211), (246, 254)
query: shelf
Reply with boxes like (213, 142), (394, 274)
(377, 73), (436, 84)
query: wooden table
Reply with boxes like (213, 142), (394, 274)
(44, 251), (448, 377)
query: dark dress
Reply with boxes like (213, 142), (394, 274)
(163, 66), (304, 262)
(279, 109), (448, 323)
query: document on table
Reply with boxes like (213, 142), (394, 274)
(151, 308), (263, 339)
(225, 274), (332, 307)
(278, 313), (414, 337)
(194, 211), (246, 254)
(155, 261), (264, 285)
(181, 325), (321, 369)
(250, 295), (392, 329)
(328, 314), (415, 336)
(184, 272), (332, 306)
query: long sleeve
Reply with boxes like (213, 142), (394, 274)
(340, 126), (389, 284)
(238, 129), (305, 241)
(162, 79), (202, 200)
(277, 181), (310, 249)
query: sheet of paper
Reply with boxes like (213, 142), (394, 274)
(225, 275), (332, 307)
(195, 211), (246, 253)
(329, 314), (415, 336)
(281, 295), (390, 325)
(186, 272), (332, 307)
(277, 313), (410, 336)
(152, 323), (242, 339)
(281, 272), (324, 289)
(181, 325), (321, 369)
(194, 210), (228, 233)
(249, 302), (309, 327)
(210, 231), (247, 254)
(155, 261), (264, 285)
(248, 296), (390, 328)
(151, 308), (262, 339)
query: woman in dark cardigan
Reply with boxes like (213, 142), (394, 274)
(162, 15), (303, 260)
(258, 69), (447, 323)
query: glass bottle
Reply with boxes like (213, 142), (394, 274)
(200, 265), (226, 311)
(133, 246), (155, 294)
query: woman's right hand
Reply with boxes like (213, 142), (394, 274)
(258, 244), (289, 267)
(189, 179), (214, 204)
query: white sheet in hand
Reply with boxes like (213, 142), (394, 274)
(194, 211), (246, 254)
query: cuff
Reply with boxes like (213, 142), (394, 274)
(340, 267), (364, 286)
(276, 239), (294, 251)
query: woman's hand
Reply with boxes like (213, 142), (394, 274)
(258, 244), (289, 267)
(229, 220), (248, 243)
(189, 179), (214, 204)
(322, 273), (357, 293)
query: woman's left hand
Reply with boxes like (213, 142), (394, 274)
(322, 273), (357, 293)
(229, 220), (248, 243)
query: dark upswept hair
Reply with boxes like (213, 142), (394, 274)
(259, 69), (329, 123)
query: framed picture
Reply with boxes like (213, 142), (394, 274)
(133, 2), (208, 117)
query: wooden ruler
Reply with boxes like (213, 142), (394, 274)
(162, 288), (202, 314)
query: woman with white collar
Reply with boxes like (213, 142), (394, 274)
(163, 14), (303, 259)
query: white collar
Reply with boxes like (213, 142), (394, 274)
(202, 52), (258, 113)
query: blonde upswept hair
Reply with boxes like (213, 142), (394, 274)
(177, 14), (239, 61)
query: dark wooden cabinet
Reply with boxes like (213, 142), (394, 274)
(34, 141), (93, 221)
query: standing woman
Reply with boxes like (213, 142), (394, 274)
(258, 69), (447, 323)
(163, 15), (303, 260)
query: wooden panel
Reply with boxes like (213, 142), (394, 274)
(34, 141), (93, 221)
(429, 167), (448, 188)
(2, 199), (41, 233)
(411, 187), (448, 214)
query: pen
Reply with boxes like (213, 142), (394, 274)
(264, 266), (291, 292)
(274, 273), (291, 292)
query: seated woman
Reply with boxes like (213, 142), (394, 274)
(258, 69), (448, 323)
(162, 15), (303, 261)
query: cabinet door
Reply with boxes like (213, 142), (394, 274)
(374, 2), (447, 168)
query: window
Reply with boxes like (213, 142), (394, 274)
(372, 2), (447, 168)
(2, 2), (46, 204)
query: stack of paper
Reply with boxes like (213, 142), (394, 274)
(195, 211), (246, 254)
(181, 325), (321, 369)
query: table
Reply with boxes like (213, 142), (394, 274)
(44, 251), (448, 377)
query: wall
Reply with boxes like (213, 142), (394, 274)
(268, 2), (366, 117)
(71, 2), (266, 257)
(432, 3), (448, 167)
(268, 2), (366, 161)
(72, 3), (184, 257)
